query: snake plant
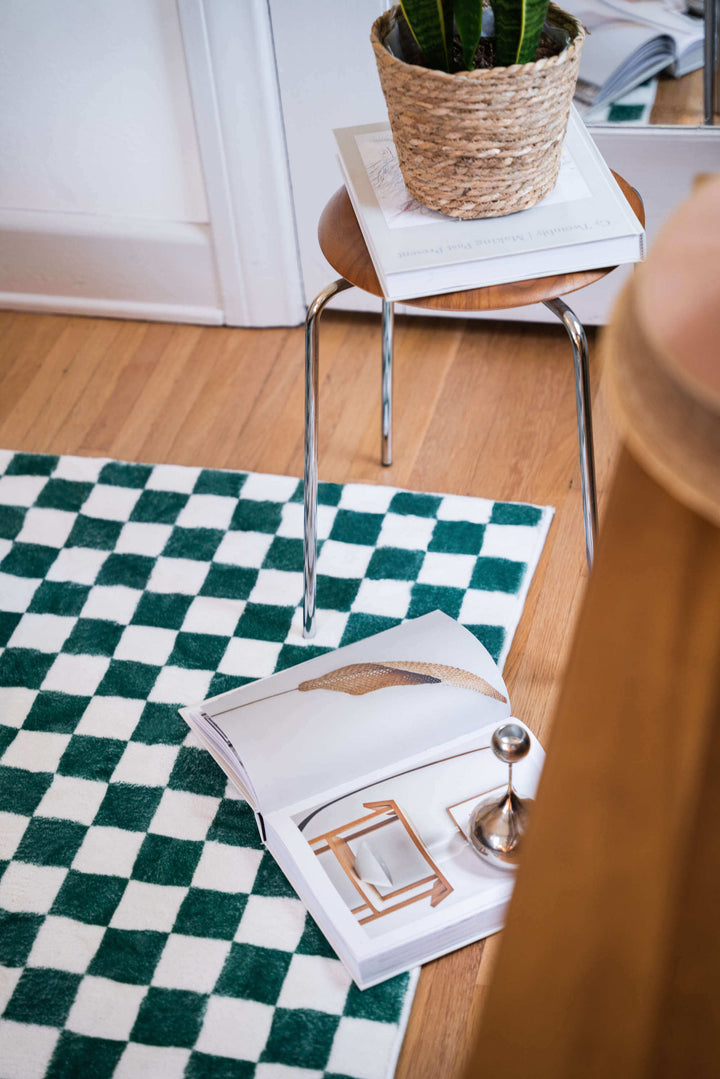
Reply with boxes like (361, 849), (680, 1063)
(399, 0), (552, 71)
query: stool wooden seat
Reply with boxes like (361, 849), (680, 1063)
(303, 177), (645, 637)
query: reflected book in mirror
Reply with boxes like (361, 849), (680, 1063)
(179, 612), (544, 988)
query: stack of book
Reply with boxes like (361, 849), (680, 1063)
(333, 107), (645, 302)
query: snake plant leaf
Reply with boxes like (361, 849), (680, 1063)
(399, 0), (454, 72)
(453, 0), (484, 70)
(490, 0), (550, 66)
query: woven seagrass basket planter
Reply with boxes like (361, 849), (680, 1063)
(371, 4), (586, 219)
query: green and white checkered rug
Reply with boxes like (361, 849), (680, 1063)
(0, 450), (553, 1079)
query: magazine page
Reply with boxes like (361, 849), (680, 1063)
(265, 720), (544, 985)
(183, 612), (510, 817)
(574, 0), (703, 46)
(575, 22), (674, 106)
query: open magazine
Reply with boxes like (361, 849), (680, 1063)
(573, 0), (704, 113)
(180, 612), (544, 989)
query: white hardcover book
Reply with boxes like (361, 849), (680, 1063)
(332, 107), (645, 302)
(180, 612), (545, 989)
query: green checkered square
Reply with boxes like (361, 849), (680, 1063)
(36, 478), (93, 513)
(470, 556), (525, 593)
(490, 502), (543, 526)
(5, 967), (81, 1026)
(89, 928), (167, 985)
(330, 510), (384, 546)
(169, 632), (228, 671)
(164, 527), (224, 561)
(407, 582), (464, 620)
(130, 489), (188, 524)
(175, 889), (247, 940)
(207, 800), (264, 850)
(131, 987), (206, 1047)
(235, 603), (294, 643)
(0, 611), (22, 645)
(131, 834), (204, 887)
(389, 491), (441, 517)
(0, 449), (552, 1079)
(2, 542), (58, 578)
(5, 452), (58, 475)
(94, 783), (163, 831)
(341, 612), (403, 645)
(14, 817), (87, 867)
(51, 871), (127, 924)
(131, 591), (193, 629)
(216, 943), (291, 1004)
(97, 659), (160, 699)
(316, 574), (361, 611)
(25, 692), (92, 733)
(200, 564), (258, 600)
(131, 703), (188, 745)
(230, 500), (282, 533)
(276, 642), (332, 672)
(344, 972), (411, 1023)
(262, 1007), (339, 1069)
(0, 765), (52, 814)
(47, 1031), (125, 1079)
(366, 547), (424, 580)
(296, 914), (340, 960)
(58, 735), (126, 782)
(185, 1052), (254, 1079)
(252, 851), (300, 899)
(29, 581), (90, 617)
(0, 505), (25, 540)
(263, 536), (303, 572)
(0, 911), (44, 966)
(0, 648), (55, 688)
(97, 553), (154, 590)
(66, 515), (122, 550)
(429, 519), (486, 555)
(194, 469), (246, 498)
(62, 618), (123, 656)
(0, 724), (17, 755)
(168, 746), (228, 798)
(99, 461), (152, 488)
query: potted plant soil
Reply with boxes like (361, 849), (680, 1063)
(371, 0), (586, 219)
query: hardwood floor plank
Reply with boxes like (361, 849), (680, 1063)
(80, 322), (183, 456)
(0, 316), (123, 448)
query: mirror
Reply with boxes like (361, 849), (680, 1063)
(570, 0), (718, 126)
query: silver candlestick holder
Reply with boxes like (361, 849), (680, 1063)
(468, 721), (533, 869)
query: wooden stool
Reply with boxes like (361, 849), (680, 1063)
(303, 179), (645, 637)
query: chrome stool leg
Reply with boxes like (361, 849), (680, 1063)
(303, 278), (352, 639)
(544, 297), (598, 571)
(381, 299), (394, 466)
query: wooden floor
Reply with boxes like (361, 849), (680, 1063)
(650, 68), (719, 126)
(0, 306), (621, 1078)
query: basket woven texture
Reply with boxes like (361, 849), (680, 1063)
(371, 4), (585, 219)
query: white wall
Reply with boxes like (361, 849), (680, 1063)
(0, 0), (207, 221)
(0, 0), (222, 323)
(269, 0), (389, 317)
